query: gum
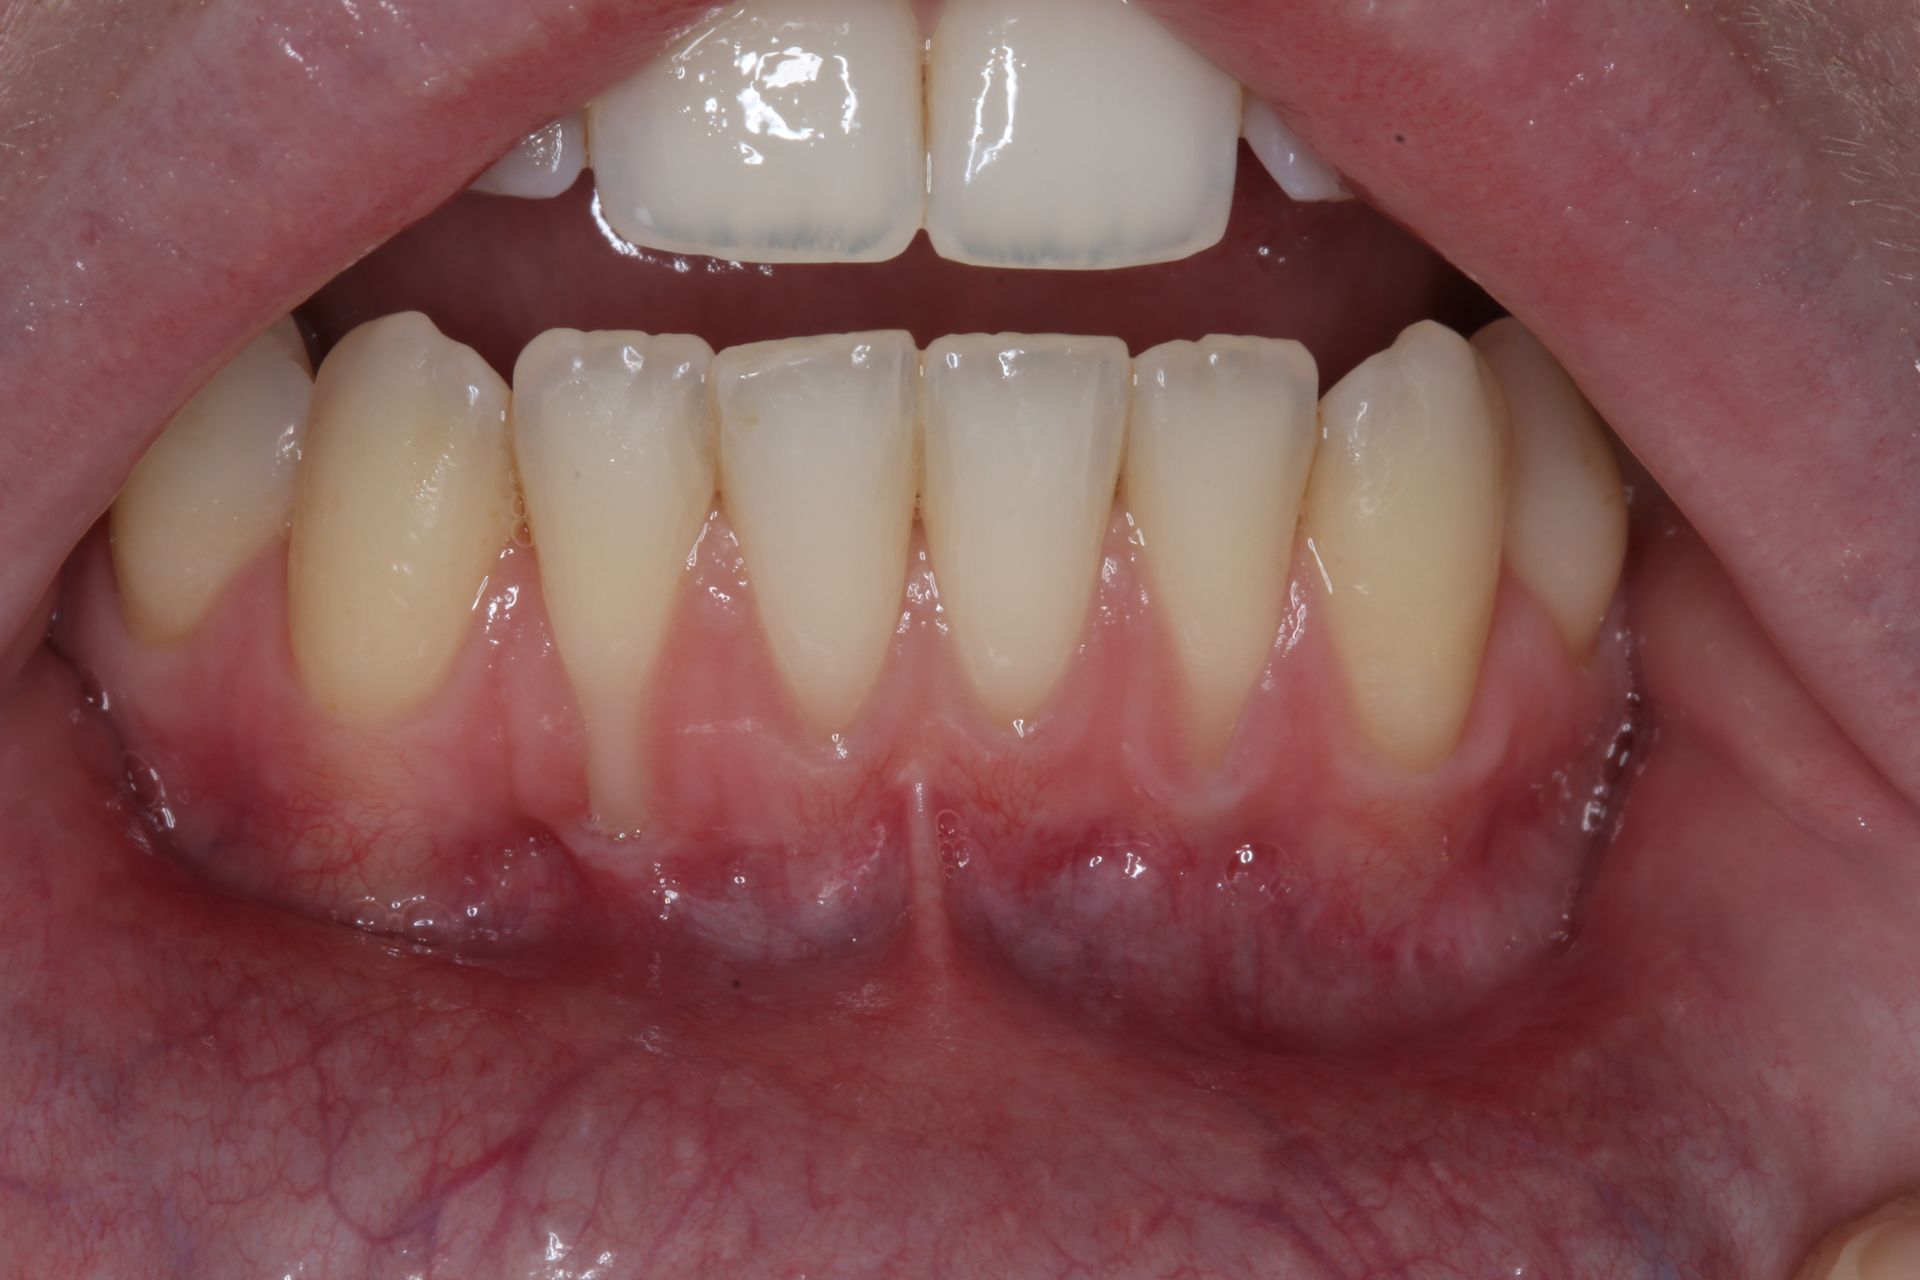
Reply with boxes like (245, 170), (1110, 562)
(60, 506), (1632, 1047)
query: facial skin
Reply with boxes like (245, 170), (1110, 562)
(2, 1), (1918, 1275)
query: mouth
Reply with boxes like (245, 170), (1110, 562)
(5, 0), (1920, 1274)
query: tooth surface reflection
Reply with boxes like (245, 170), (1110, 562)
(513, 329), (716, 831)
(288, 312), (515, 724)
(589, 0), (924, 263)
(112, 319), (314, 644)
(1303, 321), (1508, 770)
(1472, 318), (1628, 657)
(1242, 98), (1350, 203)
(1126, 336), (1319, 761)
(469, 114), (587, 199)
(921, 333), (1128, 724)
(714, 331), (918, 733)
(925, 0), (1242, 269)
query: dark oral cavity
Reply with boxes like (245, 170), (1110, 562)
(301, 151), (1499, 383)
(4, 1), (1920, 1275)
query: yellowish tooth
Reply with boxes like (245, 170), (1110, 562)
(1302, 321), (1507, 769)
(512, 330), (715, 832)
(111, 323), (314, 644)
(1472, 318), (1628, 657)
(1126, 337), (1319, 761)
(288, 313), (515, 723)
(921, 334), (1128, 724)
(714, 332), (916, 733)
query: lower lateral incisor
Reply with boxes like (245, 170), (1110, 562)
(511, 329), (717, 833)
(1127, 337), (1320, 762)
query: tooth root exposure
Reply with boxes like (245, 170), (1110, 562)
(115, 315), (1629, 779)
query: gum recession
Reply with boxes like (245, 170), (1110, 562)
(61, 495), (1628, 1047)
(4, 0), (1917, 786)
(4, 0), (1915, 803)
(2, 1), (1920, 1274)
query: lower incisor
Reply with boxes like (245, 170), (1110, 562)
(715, 331), (919, 734)
(122, 317), (1635, 787)
(511, 329), (717, 832)
(920, 334), (1130, 726)
(1126, 336), (1319, 761)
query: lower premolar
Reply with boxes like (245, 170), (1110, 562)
(71, 312), (1640, 1046)
(288, 313), (516, 722)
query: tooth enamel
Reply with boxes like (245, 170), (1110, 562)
(926, 0), (1241, 270)
(588, 0), (924, 263)
(1126, 337), (1319, 760)
(288, 313), (515, 723)
(1472, 318), (1628, 657)
(265, 314), (313, 373)
(921, 334), (1128, 723)
(713, 332), (916, 732)
(111, 323), (314, 644)
(1303, 321), (1508, 770)
(469, 114), (587, 199)
(512, 330), (716, 831)
(1241, 98), (1350, 203)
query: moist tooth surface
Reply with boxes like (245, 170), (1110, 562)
(111, 318), (314, 644)
(469, 114), (587, 200)
(713, 331), (919, 733)
(1241, 97), (1350, 203)
(287, 312), (516, 724)
(925, 0), (1242, 270)
(1302, 320), (1509, 770)
(512, 329), (717, 831)
(1126, 336), (1320, 761)
(1473, 318), (1630, 657)
(589, 0), (924, 263)
(920, 333), (1129, 725)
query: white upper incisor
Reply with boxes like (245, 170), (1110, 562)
(520, 0), (1358, 268)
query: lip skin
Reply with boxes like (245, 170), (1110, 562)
(3, 1), (1920, 1274)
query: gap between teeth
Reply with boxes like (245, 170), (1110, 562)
(469, 0), (1347, 269)
(112, 316), (1628, 829)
